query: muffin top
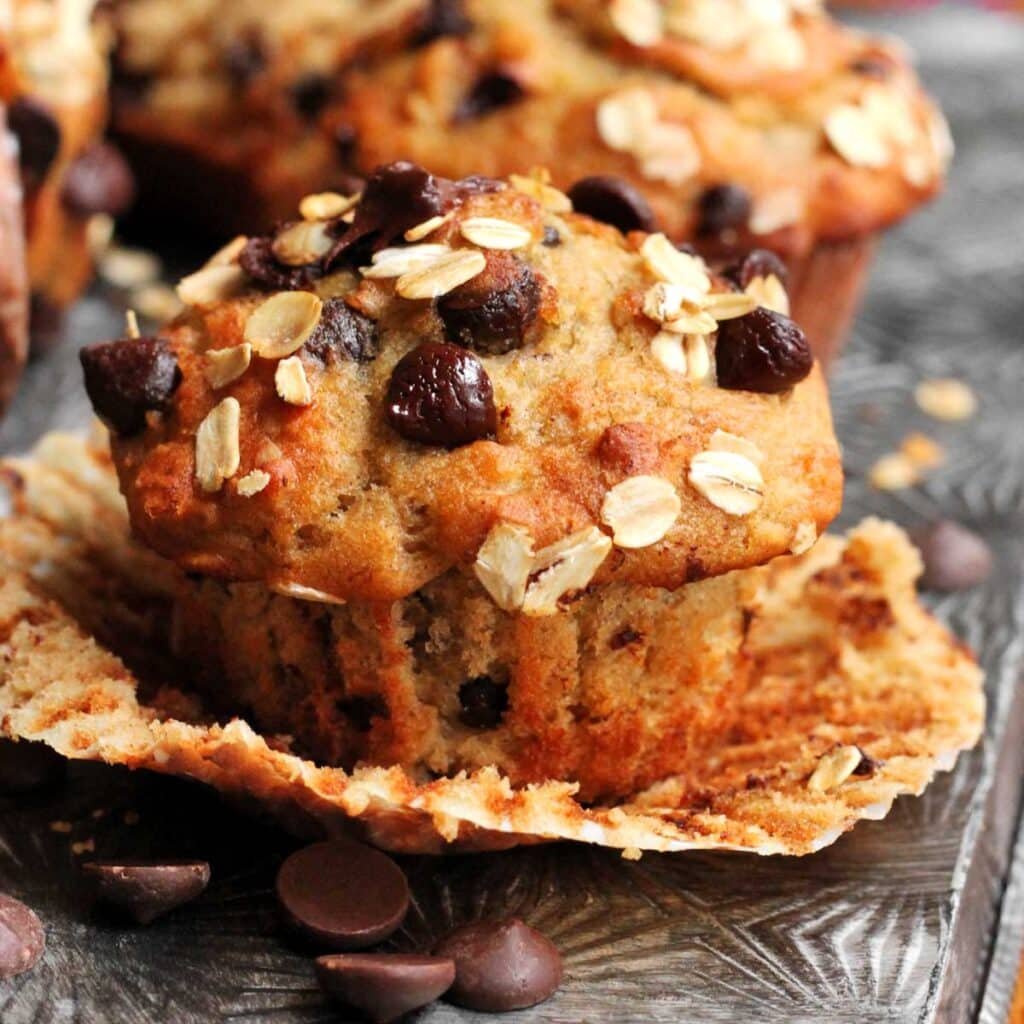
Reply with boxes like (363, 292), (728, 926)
(83, 163), (842, 606)
(110, 0), (950, 258)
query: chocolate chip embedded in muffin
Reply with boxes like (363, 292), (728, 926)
(715, 308), (813, 394)
(413, 0), (472, 47)
(7, 96), (61, 189)
(454, 69), (526, 122)
(61, 143), (136, 218)
(224, 31), (266, 89)
(304, 298), (379, 364)
(437, 252), (540, 355)
(568, 175), (656, 235)
(385, 341), (497, 448)
(458, 676), (509, 729)
(240, 235), (324, 291)
(80, 337), (181, 436)
(697, 184), (752, 236)
(723, 249), (789, 290)
(289, 72), (332, 120)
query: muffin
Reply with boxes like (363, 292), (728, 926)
(106, 0), (951, 362)
(79, 163), (843, 801)
(2, 0), (134, 355)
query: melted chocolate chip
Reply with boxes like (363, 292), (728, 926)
(316, 954), (456, 1023)
(714, 308), (812, 394)
(82, 861), (210, 924)
(542, 226), (562, 247)
(0, 894), (44, 979)
(438, 252), (540, 355)
(8, 96), (61, 189)
(723, 248), (789, 290)
(386, 342), (497, 448)
(80, 337), (181, 436)
(458, 676), (509, 729)
(290, 72), (332, 120)
(568, 175), (656, 234)
(327, 161), (459, 266)
(413, 0), (472, 46)
(0, 740), (66, 795)
(276, 840), (409, 950)
(304, 298), (379, 364)
(454, 69), (525, 122)
(610, 627), (643, 651)
(60, 143), (136, 218)
(224, 31), (266, 89)
(434, 919), (562, 1012)
(912, 520), (993, 592)
(240, 235), (322, 290)
(697, 184), (751, 236)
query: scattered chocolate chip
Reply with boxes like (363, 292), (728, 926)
(568, 175), (656, 235)
(610, 627), (643, 651)
(697, 183), (751, 236)
(339, 695), (389, 733)
(413, 0), (472, 46)
(8, 96), (61, 189)
(722, 248), (788, 290)
(60, 143), (135, 218)
(434, 918), (562, 1012)
(304, 298), (379, 364)
(458, 676), (509, 729)
(0, 740), (65, 796)
(224, 31), (267, 89)
(327, 162), (459, 266)
(80, 337), (181, 436)
(240, 235), (322, 291)
(82, 860), (210, 924)
(276, 840), (409, 950)
(438, 252), (540, 355)
(912, 520), (993, 592)
(316, 953), (455, 1023)
(0, 894), (44, 979)
(386, 341), (497, 448)
(714, 308), (812, 394)
(289, 72), (332, 120)
(542, 226), (562, 247)
(454, 69), (525, 122)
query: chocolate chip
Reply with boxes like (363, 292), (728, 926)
(80, 337), (181, 436)
(339, 695), (389, 733)
(434, 918), (562, 1012)
(386, 342), (497, 448)
(568, 175), (656, 235)
(0, 740), (65, 796)
(542, 226), (562, 247)
(276, 840), (409, 950)
(610, 627), (643, 651)
(224, 31), (266, 89)
(60, 143), (136, 218)
(912, 520), (993, 592)
(438, 252), (540, 355)
(0, 894), (44, 979)
(723, 249), (788, 290)
(697, 184), (751, 236)
(333, 123), (358, 167)
(454, 69), (525, 122)
(304, 298), (378, 364)
(413, 0), (472, 46)
(714, 308), (812, 394)
(316, 954), (455, 1023)
(458, 676), (509, 729)
(8, 96), (61, 189)
(240, 235), (322, 291)
(82, 860), (210, 924)
(852, 748), (880, 776)
(290, 72), (332, 120)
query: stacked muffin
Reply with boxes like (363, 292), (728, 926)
(81, 163), (842, 802)
(106, 0), (951, 361)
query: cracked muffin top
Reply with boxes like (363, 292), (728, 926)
(82, 163), (842, 605)
(107, 0), (950, 258)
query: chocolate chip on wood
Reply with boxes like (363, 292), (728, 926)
(0, 894), (45, 979)
(315, 953), (456, 1023)
(913, 520), (993, 592)
(82, 860), (210, 924)
(276, 839), (409, 950)
(434, 918), (563, 1012)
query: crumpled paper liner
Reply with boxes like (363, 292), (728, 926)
(0, 433), (984, 856)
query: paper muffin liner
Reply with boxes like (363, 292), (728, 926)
(0, 433), (984, 856)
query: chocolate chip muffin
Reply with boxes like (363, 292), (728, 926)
(3, 0), (134, 354)
(83, 163), (842, 605)
(106, 0), (950, 360)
